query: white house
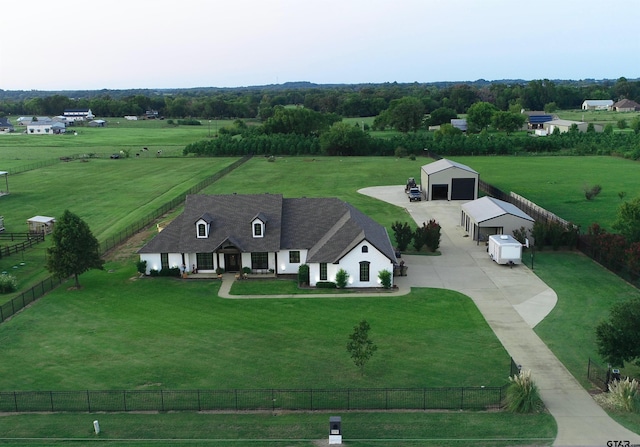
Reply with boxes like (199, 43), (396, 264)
(26, 121), (66, 135)
(138, 194), (398, 288)
(581, 100), (613, 110)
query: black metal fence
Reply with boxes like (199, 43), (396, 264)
(0, 232), (45, 259)
(100, 155), (251, 254)
(0, 386), (508, 413)
(0, 155), (252, 324)
(0, 276), (64, 323)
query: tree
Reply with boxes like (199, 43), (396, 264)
(346, 320), (378, 375)
(320, 122), (370, 156)
(46, 210), (104, 288)
(466, 102), (497, 132)
(383, 97), (425, 133)
(596, 298), (640, 367)
(391, 221), (413, 251)
(613, 197), (640, 243)
(491, 111), (526, 135)
(427, 107), (458, 127)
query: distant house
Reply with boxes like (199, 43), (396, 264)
(63, 108), (94, 122)
(16, 116), (50, 126)
(27, 121), (66, 135)
(88, 119), (106, 127)
(144, 110), (159, 119)
(612, 99), (640, 112)
(138, 194), (398, 288)
(124, 115), (138, 121)
(522, 111), (554, 130)
(542, 119), (603, 134)
(0, 117), (14, 132)
(450, 119), (467, 132)
(581, 100), (613, 110)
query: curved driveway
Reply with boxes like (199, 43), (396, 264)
(359, 186), (640, 447)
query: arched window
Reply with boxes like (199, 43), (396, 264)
(359, 261), (370, 282)
(198, 223), (207, 237)
(361, 245), (368, 253)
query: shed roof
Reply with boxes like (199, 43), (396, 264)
(27, 216), (56, 223)
(461, 197), (533, 223)
(582, 100), (613, 106)
(421, 158), (477, 175)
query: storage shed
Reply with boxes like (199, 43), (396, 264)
(27, 216), (56, 235)
(460, 196), (534, 243)
(0, 171), (8, 197)
(420, 159), (478, 201)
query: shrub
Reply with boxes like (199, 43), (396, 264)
(136, 260), (147, 275)
(242, 266), (252, 275)
(378, 269), (392, 289)
(316, 281), (336, 289)
(512, 226), (528, 245)
(607, 377), (639, 413)
(335, 269), (349, 288)
(216, 267), (225, 275)
(0, 273), (18, 293)
(298, 264), (309, 285)
(584, 184), (602, 200)
(149, 269), (159, 277)
(159, 267), (180, 277)
(505, 369), (543, 413)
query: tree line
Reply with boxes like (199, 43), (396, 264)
(2, 77), (639, 119)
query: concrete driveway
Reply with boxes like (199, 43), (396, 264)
(359, 186), (640, 447)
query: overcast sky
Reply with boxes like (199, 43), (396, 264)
(1, 0), (638, 91)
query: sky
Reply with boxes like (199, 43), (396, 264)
(1, 0), (638, 91)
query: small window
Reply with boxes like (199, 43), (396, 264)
(198, 223), (207, 237)
(253, 222), (262, 237)
(359, 261), (370, 282)
(320, 263), (327, 281)
(362, 245), (368, 253)
(289, 251), (300, 263)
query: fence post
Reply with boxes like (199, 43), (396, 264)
(50, 391), (54, 412)
(13, 391), (18, 412)
(310, 389), (313, 411)
(587, 358), (591, 381)
(123, 390), (127, 412)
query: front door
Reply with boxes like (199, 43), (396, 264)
(224, 253), (241, 272)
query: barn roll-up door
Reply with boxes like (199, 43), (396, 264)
(451, 178), (475, 200)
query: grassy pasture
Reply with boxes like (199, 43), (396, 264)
(557, 109), (640, 128)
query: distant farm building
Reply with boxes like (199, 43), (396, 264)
(542, 119), (603, 134)
(461, 196), (534, 243)
(124, 115), (138, 120)
(450, 119), (467, 132)
(522, 111), (554, 129)
(27, 216), (56, 235)
(612, 99), (640, 112)
(88, 119), (106, 127)
(63, 108), (94, 122)
(420, 158), (478, 201)
(581, 100), (613, 110)
(0, 117), (14, 133)
(0, 171), (8, 197)
(26, 120), (66, 135)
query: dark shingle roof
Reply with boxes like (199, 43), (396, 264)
(139, 194), (396, 263)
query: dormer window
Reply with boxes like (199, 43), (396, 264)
(198, 223), (207, 237)
(251, 213), (267, 238)
(362, 245), (369, 253)
(253, 221), (264, 238)
(195, 215), (212, 239)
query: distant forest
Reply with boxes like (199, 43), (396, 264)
(1, 78), (639, 120)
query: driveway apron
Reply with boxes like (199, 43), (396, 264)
(359, 186), (640, 447)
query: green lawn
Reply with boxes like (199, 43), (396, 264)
(0, 258), (510, 391)
(0, 412), (555, 447)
